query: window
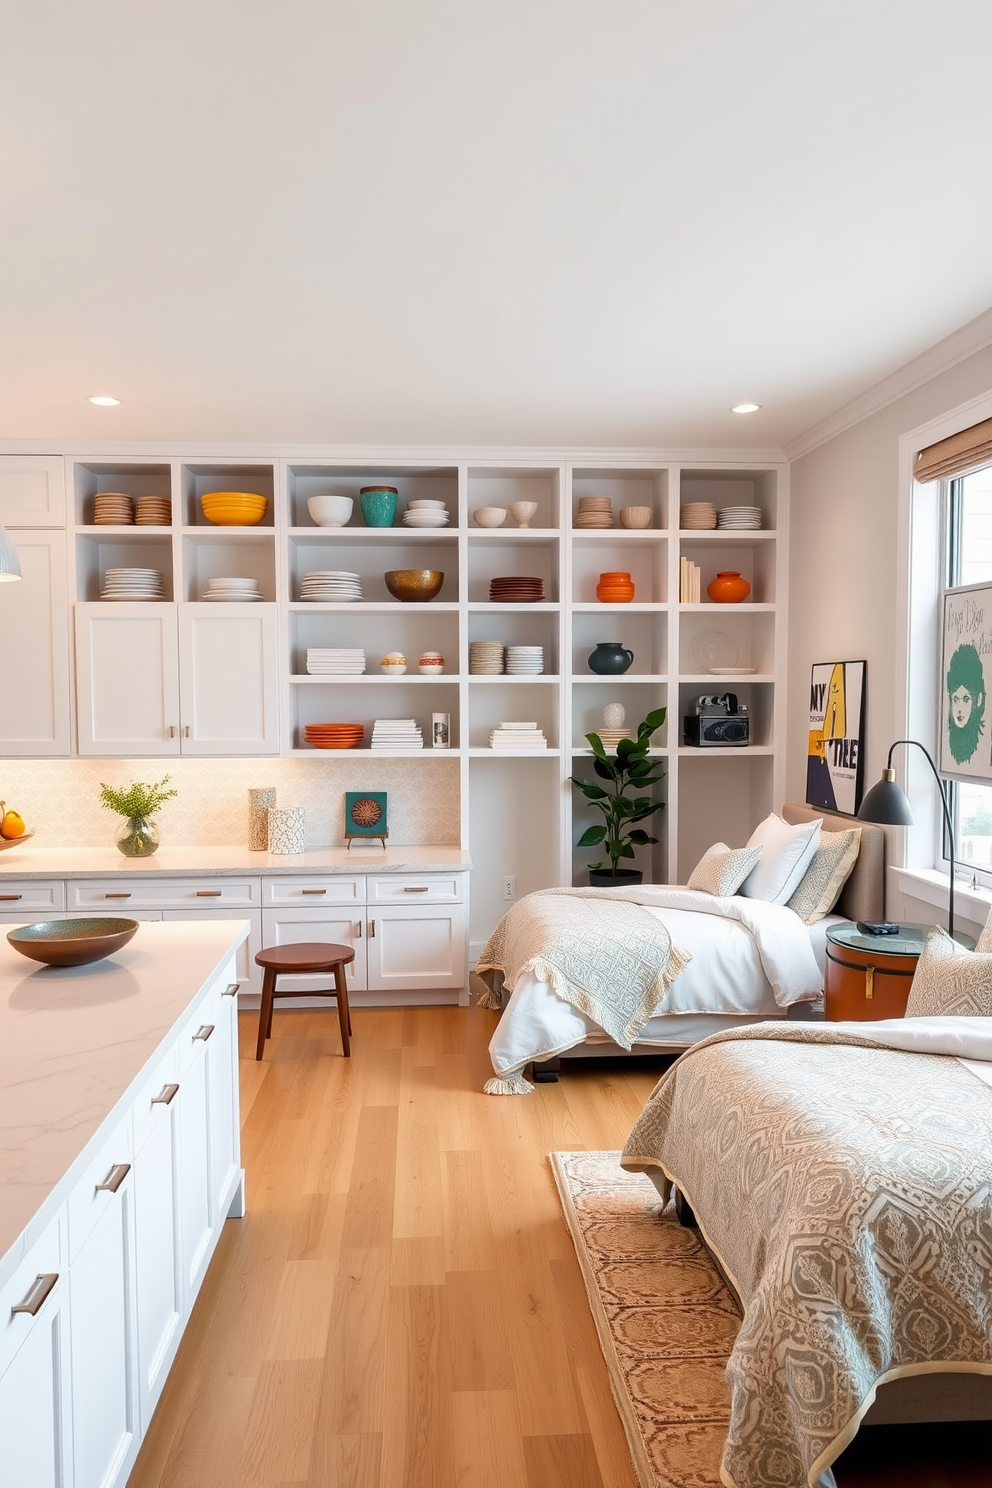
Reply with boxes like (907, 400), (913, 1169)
(945, 464), (992, 879)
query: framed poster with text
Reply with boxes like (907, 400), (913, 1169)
(806, 660), (866, 815)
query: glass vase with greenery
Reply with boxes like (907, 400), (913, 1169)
(100, 775), (178, 858)
(569, 708), (666, 884)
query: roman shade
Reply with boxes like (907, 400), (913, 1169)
(914, 417), (992, 483)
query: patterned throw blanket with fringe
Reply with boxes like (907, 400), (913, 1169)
(476, 888), (691, 1090)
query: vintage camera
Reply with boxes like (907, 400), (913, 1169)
(683, 693), (750, 747)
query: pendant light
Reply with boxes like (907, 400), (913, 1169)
(0, 524), (21, 581)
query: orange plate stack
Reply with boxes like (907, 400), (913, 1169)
(596, 571), (635, 603)
(303, 723), (365, 749)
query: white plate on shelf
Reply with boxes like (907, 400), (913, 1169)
(688, 631), (741, 672)
(717, 666), (758, 675)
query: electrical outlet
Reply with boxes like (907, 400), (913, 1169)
(502, 875), (516, 901)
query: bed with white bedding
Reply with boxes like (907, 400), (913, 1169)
(480, 803), (885, 1090)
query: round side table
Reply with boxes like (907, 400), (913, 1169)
(824, 922), (974, 1021)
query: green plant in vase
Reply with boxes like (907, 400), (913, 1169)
(100, 774), (178, 858)
(569, 707), (666, 885)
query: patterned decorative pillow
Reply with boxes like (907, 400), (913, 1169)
(976, 906), (992, 953)
(738, 813), (822, 904)
(905, 927), (992, 1017)
(688, 842), (763, 896)
(786, 827), (861, 925)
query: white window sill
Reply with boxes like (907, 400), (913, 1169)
(891, 866), (992, 927)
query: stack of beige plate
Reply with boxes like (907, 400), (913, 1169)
(680, 502), (717, 530)
(718, 505), (762, 529)
(574, 496), (613, 528)
(94, 492), (134, 524)
(135, 495), (172, 525)
(596, 729), (635, 748)
(470, 641), (504, 674)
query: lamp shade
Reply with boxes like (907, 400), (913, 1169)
(0, 524), (22, 582)
(857, 771), (915, 827)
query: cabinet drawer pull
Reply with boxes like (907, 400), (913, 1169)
(104, 892), (132, 899)
(0, 894), (22, 901)
(151, 1082), (180, 1106)
(184, 725), (190, 738)
(302, 887), (327, 895)
(222, 982), (240, 998)
(11, 1273), (59, 1318)
(95, 1162), (131, 1195)
(369, 919), (376, 937)
(193, 1024), (215, 1042)
(356, 920), (362, 937)
(195, 889), (223, 897)
(168, 725), (176, 738)
(403, 885), (429, 893)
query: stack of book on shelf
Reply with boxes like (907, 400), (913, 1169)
(306, 648), (366, 674)
(489, 721), (548, 750)
(679, 557), (701, 604)
(371, 719), (424, 750)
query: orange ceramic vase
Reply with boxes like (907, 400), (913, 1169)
(596, 570), (635, 603)
(706, 570), (751, 603)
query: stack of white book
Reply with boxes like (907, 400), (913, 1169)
(489, 720), (548, 749)
(679, 557), (701, 604)
(371, 718), (424, 750)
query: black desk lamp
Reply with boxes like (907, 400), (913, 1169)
(857, 738), (956, 939)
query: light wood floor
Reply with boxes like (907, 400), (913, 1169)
(129, 1005), (992, 1488)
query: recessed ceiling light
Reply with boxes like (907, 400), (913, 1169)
(731, 403), (760, 414)
(87, 394), (122, 407)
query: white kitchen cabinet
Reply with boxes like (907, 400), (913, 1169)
(0, 530), (71, 757)
(74, 602), (279, 757)
(261, 906), (367, 991)
(175, 1011), (215, 1302)
(208, 979), (243, 1221)
(366, 902), (467, 993)
(0, 454), (65, 527)
(132, 1054), (182, 1431)
(0, 1214), (72, 1488)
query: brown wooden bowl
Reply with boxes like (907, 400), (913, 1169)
(7, 917), (139, 967)
(384, 569), (444, 602)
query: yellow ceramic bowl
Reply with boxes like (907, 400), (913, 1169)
(202, 510), (267, 526)
(202, 491), (268, 505)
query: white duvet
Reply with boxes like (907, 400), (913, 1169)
(487, 887), (825, 1078)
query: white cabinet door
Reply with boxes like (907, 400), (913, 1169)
(261, 907), (368, 991)
(178, 604), (279, 756)
(132, 1072), (182, 1432)
(0, 1273), (73, 1488)
(74, 604), (181, 757)
(175, 1021), (214, 1305)
(208, 977), (243, 1220)
(0, 454), (65, 526)
(0, 530), (71, 756)
(366, 903), (467, 992)
(69, 1174), (138, 1488)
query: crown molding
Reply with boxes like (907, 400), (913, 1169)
(785, 305), (992, 464)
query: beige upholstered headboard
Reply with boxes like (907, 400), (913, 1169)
(782, 803), (885, 923)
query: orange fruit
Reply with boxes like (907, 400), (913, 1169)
(0, 808), (26, 838)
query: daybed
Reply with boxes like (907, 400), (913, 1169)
(479, 804), (884, 1090)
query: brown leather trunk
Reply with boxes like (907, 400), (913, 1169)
(824, 943), (918, 1021)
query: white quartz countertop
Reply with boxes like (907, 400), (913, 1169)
(0, 844), (471, 880)
(0, 918), (248, 1287)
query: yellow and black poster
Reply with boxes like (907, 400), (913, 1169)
(806, 660), (866, 814)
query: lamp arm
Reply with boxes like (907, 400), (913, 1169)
(887, 739), (956, 939)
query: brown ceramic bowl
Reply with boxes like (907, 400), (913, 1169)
(7, 917), (139, 967)
(384, 569), (444, 602)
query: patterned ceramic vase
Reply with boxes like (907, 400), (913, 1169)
(359, 486), (398, 526)
(248, 787), (276, 851)
(267, 807), (305, 854)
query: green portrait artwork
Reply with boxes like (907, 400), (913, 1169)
(946, 642), (986, 765)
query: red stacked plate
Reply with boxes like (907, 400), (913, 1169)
(303, 723), (365, 749)
(489, 576), (545, 602)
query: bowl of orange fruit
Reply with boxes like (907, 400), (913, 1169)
(0, 802), (34, 851)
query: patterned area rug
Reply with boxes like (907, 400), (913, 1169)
(550, 1150), (738, 1488)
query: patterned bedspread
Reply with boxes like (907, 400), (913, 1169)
(621, 1022), (992, 1488)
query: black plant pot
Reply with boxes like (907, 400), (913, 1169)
(589, 868), (643, 887)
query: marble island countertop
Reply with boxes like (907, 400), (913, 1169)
(0, 844), (471, 880)
(0, 918), (249, 1289)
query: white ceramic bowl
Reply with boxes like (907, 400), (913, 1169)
(408, 499), (447, 510)
(619, 505), (652, 529)
(508, 500), (539, 528)
(308, 495), (354, 527)
(473, 506), (507, 528)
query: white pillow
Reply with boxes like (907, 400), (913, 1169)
(738, 813), (822, 904)
(688, 842), (763, 896)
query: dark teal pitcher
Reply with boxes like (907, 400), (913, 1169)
(587, 642), (633, 674)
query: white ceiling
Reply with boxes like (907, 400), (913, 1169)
(3, 2), (992, 451)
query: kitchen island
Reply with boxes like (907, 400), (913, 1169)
(0, 917), (248, 1488)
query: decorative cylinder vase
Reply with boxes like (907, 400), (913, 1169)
(359, 485), (398, 527)
(595, 571), (635, 603)
(706, 570), (751, 603)
(267, 806), (305, 855)
(248, 787), (276, 851)
(587, 641), (633, 674)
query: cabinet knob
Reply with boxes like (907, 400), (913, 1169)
(167, 725), (176, 738)
(95, 1162), (131, 1195)
(184, 725), (190, 738)
(369, 919), (376, 937)
(150, 1083), (180, 1106)
(355, 920), (362, 937)
(192, 1023), (215, 1042)
(222, 982), (240, 998)
(10, 1273), (59, 1318)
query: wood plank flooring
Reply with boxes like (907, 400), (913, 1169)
(128, 1006), (992, 1488)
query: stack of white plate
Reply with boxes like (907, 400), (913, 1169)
(300, 570), (364, 602)
(505, 645), (544, 674)
(403, 500), (450, 528)
(93, 492), (134, 524)
(306, 648), (366, 674)
(574, 496), (613, 528)
(202, 576), (263, 601)
(718, 505), (762, 529)
(470, 641), (505, 674)
(101, 567), (164, 600)
(680, 502), (717, 530)
(490, 721), (548, 749)
(371, 719), (424, 750)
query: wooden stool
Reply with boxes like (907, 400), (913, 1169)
(254, 942), (354, 1060)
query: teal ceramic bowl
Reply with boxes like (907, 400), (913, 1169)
(360, 487), (398, 527)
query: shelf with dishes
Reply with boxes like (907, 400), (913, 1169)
(286, 462), (458, 529)
(289, 678), (459, 755)
(570, 467), (670, 533)
(468, 466), (562, 531)
(467, 679), (557, 752)
(571, 611), (666, 677)
(678, 469), (779, 531)
(288, 535), (456, 605)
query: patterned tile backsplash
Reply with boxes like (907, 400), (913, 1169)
(0, 758), (460, 849)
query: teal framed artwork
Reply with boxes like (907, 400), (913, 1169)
(344, 792), (389, 847)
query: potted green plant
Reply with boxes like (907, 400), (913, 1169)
(100, 774), (178, 858)
(569, 708), (666, 885)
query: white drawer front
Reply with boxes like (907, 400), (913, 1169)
(262, 875), (364, 908)
(0, 1209), (64, 1379)
(131, 1043), (182, 1154)
(0, 880), (65, 913)
(68, 877), (260, 912)
(367, 873), (465, 904)
(67, 1112), (134, 1265)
